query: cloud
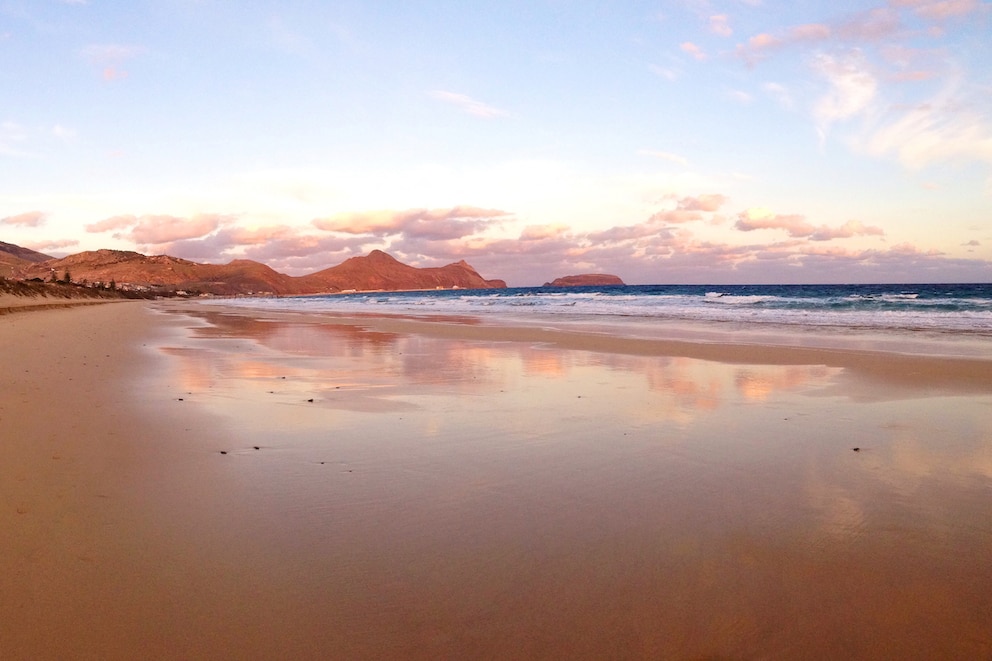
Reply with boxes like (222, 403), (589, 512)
(429, 91), (508, 118)
(162, 227), (364, 268)
(836, 7), (901, 40)
(86, 214), (138, 233)
(129, 214), (227, 245)
(52, 124), (77, 140)
(728, 89), (753, 104)
(736, 24), (831, 64)
(649, 209), (705, 223)
(735, 209), (884, 240)
(2, 210), (46, 227)
(680, 42), (707, 61)
(735, 8), (902, 64)
(649, 64), (679, 81)
(709, 14), (733, 37)
(520, 224), (570, 241)
(381, 210), (984, 286)
(639, 149), (689, 166)
(86, 213), (228, 246)
(763, 82), (794, 109)
(313, 206), (511, 239)
(892, 0), (982, 21)
(80, 43), (146, 80)
(812, 50), (878, 136)
(28, 239), (79, 252)
(680, 193), (728, 212)
(865, 85), (992, 169)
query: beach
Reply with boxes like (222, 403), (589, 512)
(3, 299), (992, 659)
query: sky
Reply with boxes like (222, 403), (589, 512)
(1, 0), (990, 285)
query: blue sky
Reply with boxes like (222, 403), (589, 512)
(1, 0), (990, 284)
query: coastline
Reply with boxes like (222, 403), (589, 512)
(178, 300), (992, 394)
(4, 300), (992, 659)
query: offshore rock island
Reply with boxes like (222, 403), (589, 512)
(543, 273), (625, 287)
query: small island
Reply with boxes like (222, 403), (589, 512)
(543, 274), (626, 287)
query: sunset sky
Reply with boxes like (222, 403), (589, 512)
(2, 0), (990, 285)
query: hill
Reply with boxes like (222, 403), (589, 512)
(0, 241), (52, 277)
(543, 274), (625, 287)
(11, 247), (506, 296)
(298, 250), (506, 292)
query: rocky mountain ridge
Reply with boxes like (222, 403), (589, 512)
(6, 246), (506, 296)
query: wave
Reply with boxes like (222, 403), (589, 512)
(217, 283), (992, 335)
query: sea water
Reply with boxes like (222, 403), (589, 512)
(214, 283), (992, 357)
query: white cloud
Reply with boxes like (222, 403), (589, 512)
(763, 82), (794, 109)
(811, 50), (877, 139)
(709, 14), (733, 37)
(638, 149), (689, 166)
(52, 124), (76, 140)
(649, 64), (679, 81)
(429, 91), (508, 119)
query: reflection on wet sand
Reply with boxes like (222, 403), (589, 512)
(156, 308), (992, 659)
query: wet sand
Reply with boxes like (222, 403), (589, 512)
(3, 301), (992, 659)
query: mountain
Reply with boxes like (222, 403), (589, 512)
(0, 241), (52, 277)
(11, 247), (506, 296)
(543, 274), (625, 287)
(298, 250), (506, 292)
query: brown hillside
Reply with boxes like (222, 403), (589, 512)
(0, 241), (52, 277)
(298, 250), (506, 292)
(11, 247), (505, 296)
(16, 250), (299, 295)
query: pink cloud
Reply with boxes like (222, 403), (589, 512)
(163, 227), (366, 270)
(128, 214), (227, 245)
(809, 220), (886, 241)
(837, 8), (901, 40)
(1, 210), (46, 227)
(789, 23), (832, 41)
(680, 42), (707, 61)
(27, 239), (79, 252)
(709, 15), (733, 37)
(685, 194), (729, 212)
(313, 206), (511, 239)
(520, 224), (570, 241)
(649, 209), (705, 224)
(80, 43), (146, 81)
(736, 9), (902, 64)
(735, 210), (885, 240)
(86, 214), (138, 233)
(892, 0), (981, 20)
(390, 217), (984, 285)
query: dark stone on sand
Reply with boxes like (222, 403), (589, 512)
(220, 450), (227, 455)
(852, 447), (860, 452)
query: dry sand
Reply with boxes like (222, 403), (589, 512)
(3, 300), (992, 659)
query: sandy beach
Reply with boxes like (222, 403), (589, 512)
(3, 300), (991, 659)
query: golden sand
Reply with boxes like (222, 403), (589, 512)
(3, 301), (991, 659)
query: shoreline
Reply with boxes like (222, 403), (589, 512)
(171, 300), (992, 395)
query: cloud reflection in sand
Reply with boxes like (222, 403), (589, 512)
(151, 307), (992, 658)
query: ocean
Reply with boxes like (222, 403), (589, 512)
(215, 282), (992, 358)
